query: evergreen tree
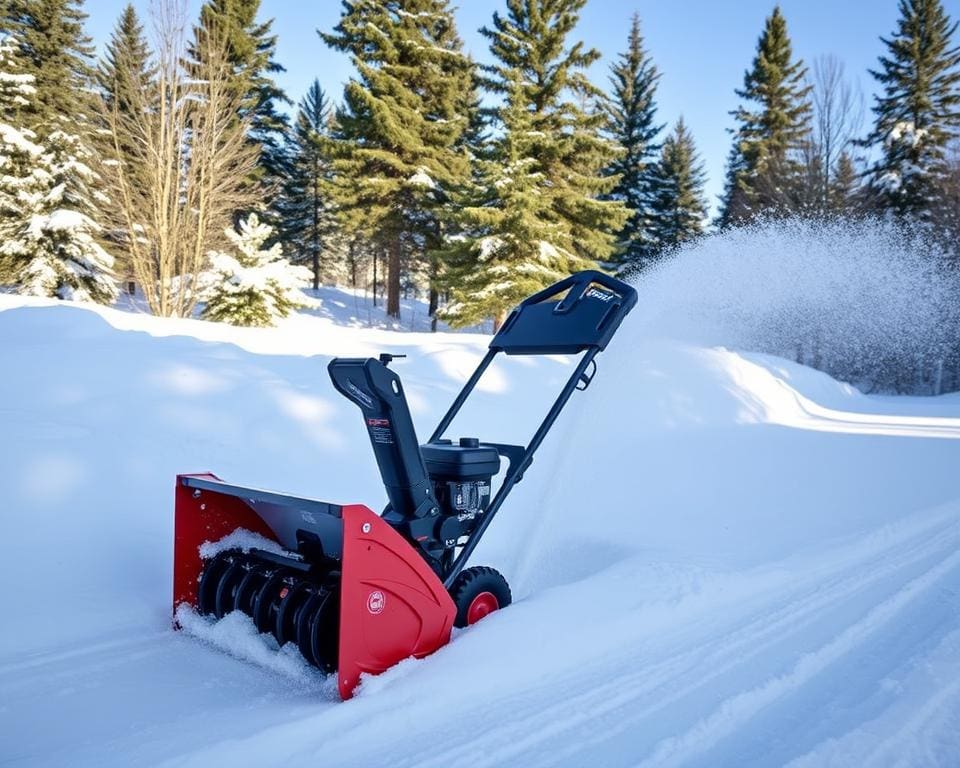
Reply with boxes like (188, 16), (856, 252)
(200, 213), (309, 326)
(864, 0), (960, 220)
(828, 150), (861, 213)
(0, 34), (46, 282)
(439, 0), (628, 328)
(647, 117), (707, 256)
(2, 129), (117, 302)
(604, 13), (662, 270)
(281, 79), (340, 290)
(322, 0), (475, 319)
(2, 0), (95, 127)
(97, 4), (152, 119)
(0, 1), (115, 302)
(189, 0), (292, 198)
(719, 6), (811, 224)
(96, 4), (154, 274)
(717, 143), (747, 229)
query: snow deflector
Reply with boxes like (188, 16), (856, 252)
(174, 473), (455, 699)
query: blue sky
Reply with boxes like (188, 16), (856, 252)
(86, 0), (960, 212)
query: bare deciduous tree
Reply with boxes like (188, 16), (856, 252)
(808, 55), (864, 212)
(100, 0), (258, 317)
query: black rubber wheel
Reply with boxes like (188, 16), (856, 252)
(449, 566), (512, 628)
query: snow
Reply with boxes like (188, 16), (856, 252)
(1, 239), (960, 765)
(0, 122), (42, 156)
(198, 529), (288, 560)
(407, 166), (437, 189)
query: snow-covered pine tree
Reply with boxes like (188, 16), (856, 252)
(200, 213), (310, 327)
(719, 6), (811, 225)
(647, 117), (707, 256)
(2, 128), (116, 302)
(280, 79), (340, 290)
(188, 0), (292, 212)
(0, 34), (44, 284)
(864, 0), (960, 221)
(438, 0), (628, 329)
(322, 0), (475, 319)
(604, 13), (663, 271)
(1, 0), (116, 302)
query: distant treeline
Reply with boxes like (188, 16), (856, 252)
(0, 0), (957, 331)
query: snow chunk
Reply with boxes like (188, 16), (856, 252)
(198, 528), (287, 560)
(175, 604), (335, 692)
(407, 166), (437, 189)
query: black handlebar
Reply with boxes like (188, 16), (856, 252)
(490, 270), (637, 355)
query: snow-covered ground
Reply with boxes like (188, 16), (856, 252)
(1, 287), (959, 767)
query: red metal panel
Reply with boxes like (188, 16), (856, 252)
(337, 504), (456, 699)
(173, 473), (280, 614)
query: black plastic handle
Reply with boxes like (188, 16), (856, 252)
(490, 270), (638, 355)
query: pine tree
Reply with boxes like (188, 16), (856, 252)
(322, 0), (475, 319)
(717, 143), (748, 229)
(604, 13), (662, 270)
(2, 129), (117, 302)
(188, 0), (292, 199)
(96, 4), (154, 275)
(828, 150), (861, 213)
(0, 34), (46, 282)
(647, 118), (707, 256)
(865, 0), (960, 220)
(97, 4), (152, 119)
(0, 1), (115, 302)
(719, 6), (812, 225)
(200, 213), (310, 326)
(439, 0), (628, 328)
(2, 0), (95, 126)
(281, 79), (340, 290)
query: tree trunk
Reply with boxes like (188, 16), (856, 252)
(429, 288), (439, 332)
(387, 239), (401, 318)
(349, 240), (357, 288)
(311, 175), (320, 291)
(492, 309), (509, 332)
(372, 250), (378, 307)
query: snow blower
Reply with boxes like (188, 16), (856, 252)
(174, 270), (637, 698)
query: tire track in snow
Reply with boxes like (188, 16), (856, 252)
(785, 627), (960, 768)
(633, 548), (960, 768)
(392, 507), (960, 768)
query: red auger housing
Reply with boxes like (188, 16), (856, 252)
(173, 270), (637, 698)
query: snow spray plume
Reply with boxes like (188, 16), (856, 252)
(628, 218), (960, 394)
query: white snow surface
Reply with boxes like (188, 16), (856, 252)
(1, 290), (959, 767)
